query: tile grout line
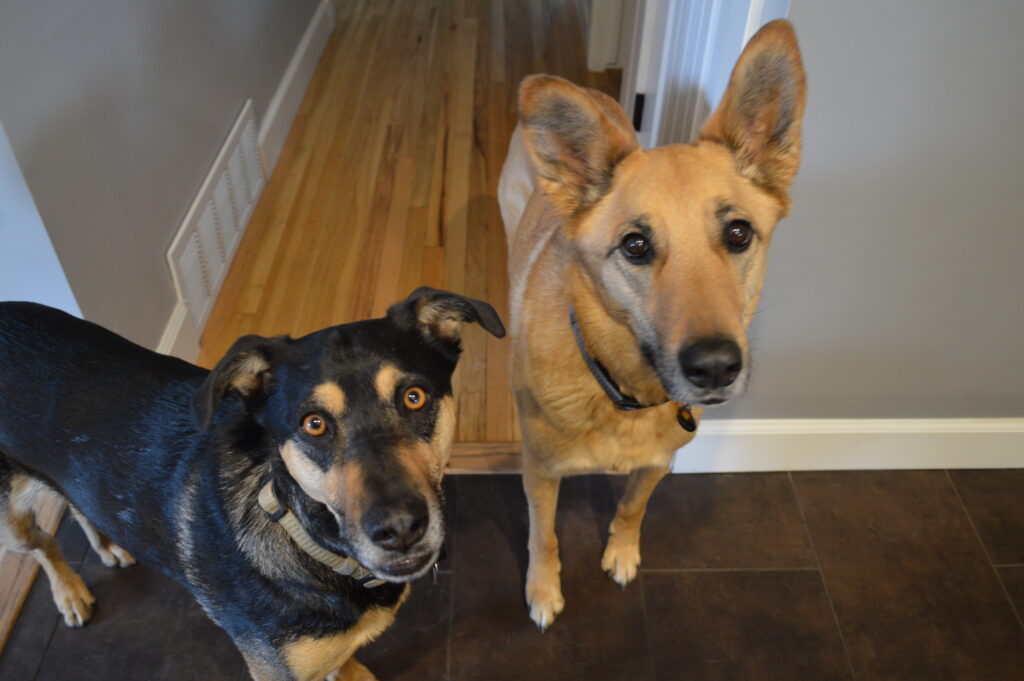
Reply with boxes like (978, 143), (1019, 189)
(30, 573), (72, 681)
(29, 516), (86, 681)
(635, 570), (658, 681)
(787, 472), (859, 681)
(944, 469), (1024, 633)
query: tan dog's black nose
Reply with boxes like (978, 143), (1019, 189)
(363, 497), (429, 552)
(680, 338), (742, 389)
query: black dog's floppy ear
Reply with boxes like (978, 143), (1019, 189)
(193, 334), (284, 429)
(388, 287), (506, 344)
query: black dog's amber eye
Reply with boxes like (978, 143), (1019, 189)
(403, 387), (427, 411)
(620, 233), (653, 263)
(724, 220), (754, 252)
(301, 414), (327, 437)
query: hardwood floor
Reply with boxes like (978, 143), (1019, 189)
(198, 0), (620, 465)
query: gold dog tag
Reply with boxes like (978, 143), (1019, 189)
(677, 404), (696, 432)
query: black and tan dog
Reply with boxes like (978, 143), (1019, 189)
(0, 288), (504, 680)
(498, 21), (806, 629)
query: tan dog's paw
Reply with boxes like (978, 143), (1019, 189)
(52, 573), (96, 627)
(601, 531), (641, 588)
(525, 565), (564, 631)
(327, 658), (378, 681)
(97, 542), (135, 568)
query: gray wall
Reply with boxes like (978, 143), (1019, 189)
(0, 119), (80, 316)
(716, 0), (1024, 419)
(0, 0), (319, 347)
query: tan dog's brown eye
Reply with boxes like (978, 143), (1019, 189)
(724, 220), (754, 253)
(301, 414), (327, 436)
(620, 233), (653, 263)
(403, 387), (427, 411)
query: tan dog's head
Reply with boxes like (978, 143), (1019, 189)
(518, 20), (805, 406)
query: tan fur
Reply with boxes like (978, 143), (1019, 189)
(231, 353), (271, 395)
(280, 441), (363, 518)
(283, 587), (408, 681)
(0, 475), (96, 628)
(415, 299), (464, 341)
(327, 657), (378, 681)
(502, 21), (806, 629)
(373, 364), (402, 403)
(280, 440), (332, 505)
(429, 396), (456, 481)
(600, 466), (669, 586)
(69, 505), (134, 568)
(313, 381), (347, 416)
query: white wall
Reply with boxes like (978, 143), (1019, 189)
(0, 120), (80, 316)
(0, 0), (319, 348)
(714, 0), (1024, 419)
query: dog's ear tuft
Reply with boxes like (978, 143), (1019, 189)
(193, 335), (285, 430)
(517, 74), (640, 216)
(388, 287), (506, 346)
(700, 20), (806, 205)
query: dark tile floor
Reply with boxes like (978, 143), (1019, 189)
(2, 471), (1022, 681)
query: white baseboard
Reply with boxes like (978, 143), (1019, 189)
(156, 301), (200, 363)
(258, 0), (335, 174)
(672, 418), (1024, 472)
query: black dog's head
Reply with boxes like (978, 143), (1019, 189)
(194, 288), (505, 582)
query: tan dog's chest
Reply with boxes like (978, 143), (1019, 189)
(511, 245), (699, 477)
(520, 396), (696, 476)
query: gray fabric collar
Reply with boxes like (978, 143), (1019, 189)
(257, 480), (386, 588)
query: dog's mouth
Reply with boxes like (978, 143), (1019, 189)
(372, 550), (437, 582)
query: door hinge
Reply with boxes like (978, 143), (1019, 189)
(633, 93), (646, 131)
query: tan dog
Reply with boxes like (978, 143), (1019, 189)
(498, 20), (806, 629)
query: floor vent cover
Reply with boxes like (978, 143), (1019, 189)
(167, 99), (265, 331)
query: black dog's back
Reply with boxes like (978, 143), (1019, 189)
(0, 302), (207, 559)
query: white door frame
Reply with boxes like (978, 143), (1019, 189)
(618, 0), (789, 149)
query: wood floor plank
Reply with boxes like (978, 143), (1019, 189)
(198, 0), (619, 447)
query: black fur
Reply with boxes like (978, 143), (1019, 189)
(0, 289), (503, 679)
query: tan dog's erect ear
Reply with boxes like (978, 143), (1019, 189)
(700, 19), (806, 203)
(518, 74), (640, 215)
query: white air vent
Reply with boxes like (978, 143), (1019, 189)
(167, 99), (265, 330)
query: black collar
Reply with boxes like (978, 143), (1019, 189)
(568, 305), (697, 432)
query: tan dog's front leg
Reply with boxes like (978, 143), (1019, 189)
(70, 506), (135, 568)
(522, 451), (563, 630)
(601, 466), (669, 587)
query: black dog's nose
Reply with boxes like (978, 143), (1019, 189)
(363, 497), (429, 552)
(679, 338), (743, 389)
